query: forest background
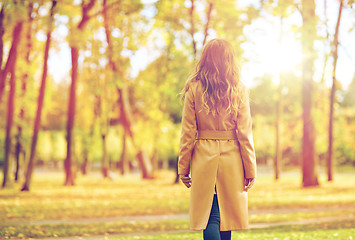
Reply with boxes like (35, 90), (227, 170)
(0, 0), (354, 190)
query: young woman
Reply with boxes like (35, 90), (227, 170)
(178, 39), (256, 240)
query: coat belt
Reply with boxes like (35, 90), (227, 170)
(197, 130), (237, 140)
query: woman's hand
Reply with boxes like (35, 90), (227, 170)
(179, 174), (191, 188)
(244, 178), (255, 192)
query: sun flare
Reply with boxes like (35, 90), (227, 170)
(258, 34), (303, 84)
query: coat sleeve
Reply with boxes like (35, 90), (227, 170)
(236, 86), (257, 179)
(178, 87), (197, 175)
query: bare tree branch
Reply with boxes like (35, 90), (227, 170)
(89, 0), (122, 20)
(189, 0), (197, 59)
(78, 0), (96, 30)
(203, 1), (213, 46)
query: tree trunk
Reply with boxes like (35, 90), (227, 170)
(118, 86), (140, 172)
(2, 70), (16, 187)
(0, 5), (5, 81)
(81, 152), (88, 175)
(137, 150), (154, 179)
(301, 0), (319, 187)
(21, 1), (56, 191)
(118, 86), (154, 179)
(64, 47), (78, 186)
(327, 0), (343, 182)
(14, 138), (21, 182)
(202, 2), (213, 46)
(120, 128), (129, 175)
(189, 0), (197, 59)
(174, 156), (180, 184)
(102, 134), (109, 178)
(0, 21), (23, 105)
(64, 0), (96, 186)
(15, 3), (33, 182)
(275, 82), (282, 181)
(97, 85), (110, 178)
(1, 21), (23, 188)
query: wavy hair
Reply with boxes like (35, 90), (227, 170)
(182, 39), (243, 117)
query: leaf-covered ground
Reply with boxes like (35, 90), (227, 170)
(112, 220), (355, 240)
(0, 169), (355, 239)
(1, 170), (355, 221)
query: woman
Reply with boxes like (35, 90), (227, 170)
(178, 39), (256, 240)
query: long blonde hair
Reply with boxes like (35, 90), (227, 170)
(182, 39), (243, 117)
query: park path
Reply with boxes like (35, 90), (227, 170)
(2, 205), (355, 227)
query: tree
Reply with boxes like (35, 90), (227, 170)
(15, 2), (34, 182)
(78, 48), (102, 175)
(274, 16), (285, 181)
(275, 63), (282, 180)
(1, 3), (24, 187)
(327, 0), (344, 182)
(188, 0), (214, 56)
(102, 0), (155, 178)
(21, 1), (57, 191)
(64, 0), (96, 186)
(301, 0), (319, 187)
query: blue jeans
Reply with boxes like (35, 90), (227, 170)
(203, 194), (231, 240)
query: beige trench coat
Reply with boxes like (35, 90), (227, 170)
(178, 81), (256, 231)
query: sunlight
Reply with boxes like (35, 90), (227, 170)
(259, 34), (302, 85)
(241, 16), (304, 87)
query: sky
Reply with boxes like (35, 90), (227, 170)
(46, 0), (355, 90)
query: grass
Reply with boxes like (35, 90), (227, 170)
(0, 169), (355, 239)
(1, 209), (355, 238)
(248, 173), (355, 210)
(112, 220), (355, 240)
(1, 170), (355, 222)
(250, 209), (355, 223)
(0, 170), (189, 222)
(0, 219), (190, 239)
